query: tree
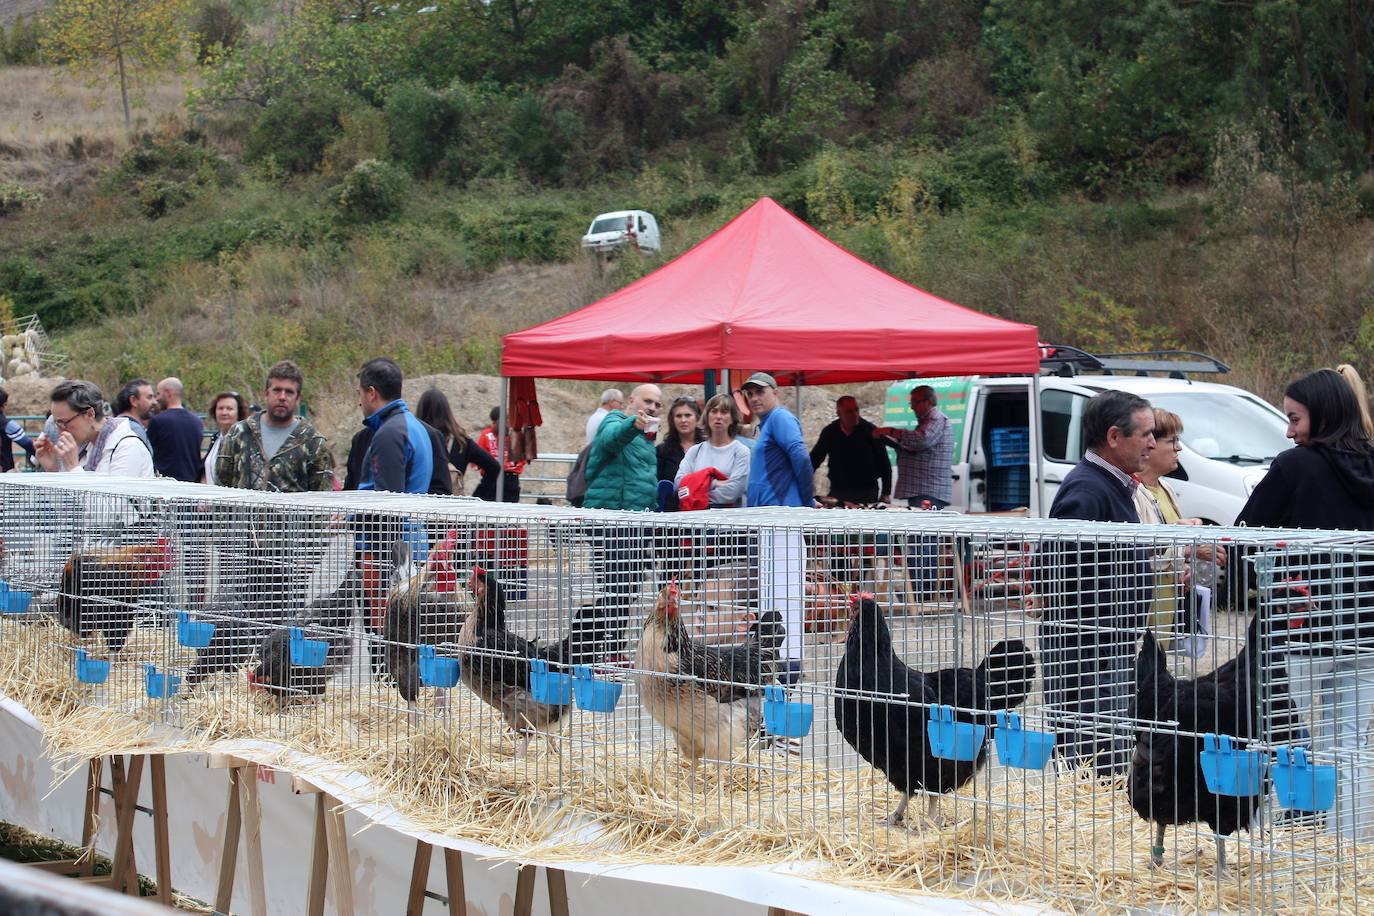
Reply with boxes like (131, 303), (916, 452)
(42, 0), (192, 132)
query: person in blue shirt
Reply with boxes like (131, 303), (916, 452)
(355, 357), (433, 495)
(741, 372), (814, 684)
(0, 386), (35, 472)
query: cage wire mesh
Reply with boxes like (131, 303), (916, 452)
(0, 473), (1372, 912)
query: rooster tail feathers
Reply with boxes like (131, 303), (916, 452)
(976, 639), (1036, 712)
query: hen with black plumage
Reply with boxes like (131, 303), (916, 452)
(249, 567), (363, 703)
(834, 593), (1036, 826)
(1129, 611), (1298, 871)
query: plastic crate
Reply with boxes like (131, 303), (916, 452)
(988, 466), (1030, 511)
(989, 427), (1030, 468)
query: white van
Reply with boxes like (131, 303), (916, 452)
(581, 210), (662, 255)
(883, 351), (1291, 524)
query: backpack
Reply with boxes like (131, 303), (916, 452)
(565, 443), (592, 507)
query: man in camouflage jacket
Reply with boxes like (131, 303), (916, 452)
(215, 361), (335, 492)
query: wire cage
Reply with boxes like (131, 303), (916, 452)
(0, 473), (1372, 913)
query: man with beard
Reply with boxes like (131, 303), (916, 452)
(215, 360), (335, 491)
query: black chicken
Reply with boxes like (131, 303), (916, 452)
(184, 557), (314, 688)
(635, 581), (781, 770)
(834, 593), (1036, 826)
(1129, 611), (1298, 871)
(461, 568), (617, 756)
(249, 568), (363, 703)
(55, 539), (175, 656)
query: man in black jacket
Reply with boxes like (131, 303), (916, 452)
(1037, 389), (1156, 776)
(810, 395), (892, 504)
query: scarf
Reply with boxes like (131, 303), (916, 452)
(83, 417), (124, 472)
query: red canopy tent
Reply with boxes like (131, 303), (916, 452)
(500, 197), (1040, 385)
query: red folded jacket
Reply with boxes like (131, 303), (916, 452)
(676, 467), (729, 511)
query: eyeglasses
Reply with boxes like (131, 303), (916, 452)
(1163, 436), (1183, 450)
(51, 407), (92, 431)
(671, 396), (700, 409)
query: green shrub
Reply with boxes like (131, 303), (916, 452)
(0, 181), (44, 217)
(385, 80), (462, 179)
(139, 179), (195, 219)
(323, 104), (391, 176)
(331, 160), (410, 223)
(244, 89), (348, 174)
(451, 203), (581, 267)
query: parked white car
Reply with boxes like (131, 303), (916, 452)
(884, 352), (1290, 524)
(581, 210), (662, 255)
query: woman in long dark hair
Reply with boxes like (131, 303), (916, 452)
(1238, 367), (1374, 840)
(657, 395), (705, 509)
(1237, 368), (1374, 530)
(416, 388), (498, 496)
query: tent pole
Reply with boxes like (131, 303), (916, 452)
(1030, 373), (1044, 517)
(497, 377), (508, 502)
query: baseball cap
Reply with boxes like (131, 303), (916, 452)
(741, 372), (778, 390)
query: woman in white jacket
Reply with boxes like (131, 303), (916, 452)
(34, 380), (154, 478)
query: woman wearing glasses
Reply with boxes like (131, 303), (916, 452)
(1133, 408), (1223, 656)
(34, 380), (153, 477)
(202, 391), (248, 485)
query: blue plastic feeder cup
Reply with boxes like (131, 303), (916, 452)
(418, 644), (460, 689)
(288, 627), (329, 667)
(572, 665), (623, 713)
(927, 704), (986, 762)
(1199, 733), (1268, 796)
(994, 710), (1056, 770)
(74, 649), (110, 685)
(144, 665), (181, 699)
(529, 658), (572, 706)
(1274, 746), (1337, 812)
(762, 685), (814, 738)
(1, 581), (31, 614)
(176, 611), (216, 648)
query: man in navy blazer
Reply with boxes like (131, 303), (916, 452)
(1038, 389), (1157, 776)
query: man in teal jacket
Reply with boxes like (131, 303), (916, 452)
(585, 384), (663, 510)
(585, 384), (663, 632)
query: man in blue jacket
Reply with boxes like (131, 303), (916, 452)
(742, 372), (814, 684)
(356, 357), (433, 495)
(1038, 388), (1156, 777)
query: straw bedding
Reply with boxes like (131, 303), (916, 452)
(2, 619), (1371, 914)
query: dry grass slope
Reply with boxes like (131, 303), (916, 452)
(0, 0), (51, 26)
(0, 66), (188, 191)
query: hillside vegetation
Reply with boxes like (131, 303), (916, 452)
(0, 0), (1371, 418)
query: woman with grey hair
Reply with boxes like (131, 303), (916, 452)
(34, 380), (154, 477)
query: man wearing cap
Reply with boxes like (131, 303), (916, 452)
(741, 372), (813, 684)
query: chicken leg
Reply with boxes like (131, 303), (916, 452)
(881, 793), (910, 826)
(926, 794), (946, 828)
(1151, 823), (1166, 867)
(1215, 836), (1227, 874)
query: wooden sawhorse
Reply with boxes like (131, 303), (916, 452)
(29, 754), (173, 903)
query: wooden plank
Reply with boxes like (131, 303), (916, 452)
(322, 795), (355, 916)
(214, 769), (242, 915)
(442, 849), (465, 915)
(405, 840), (432, 916)
(305, 794), (329, 916)
(108, 754), (144, 897)
(512, 864), (537, 916)
(28, 859), (85, 875)
(291, 773), (321, 795)
(79, 758), (102, 877)
(207, 753), (250, 769)
(237, 765), (268, 916)
(546, 866), (570, 916)
(149, 755), (172, 905)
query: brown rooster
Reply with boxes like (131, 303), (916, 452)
(56, 538), (175, 656)
(636, 581), (779, 773)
